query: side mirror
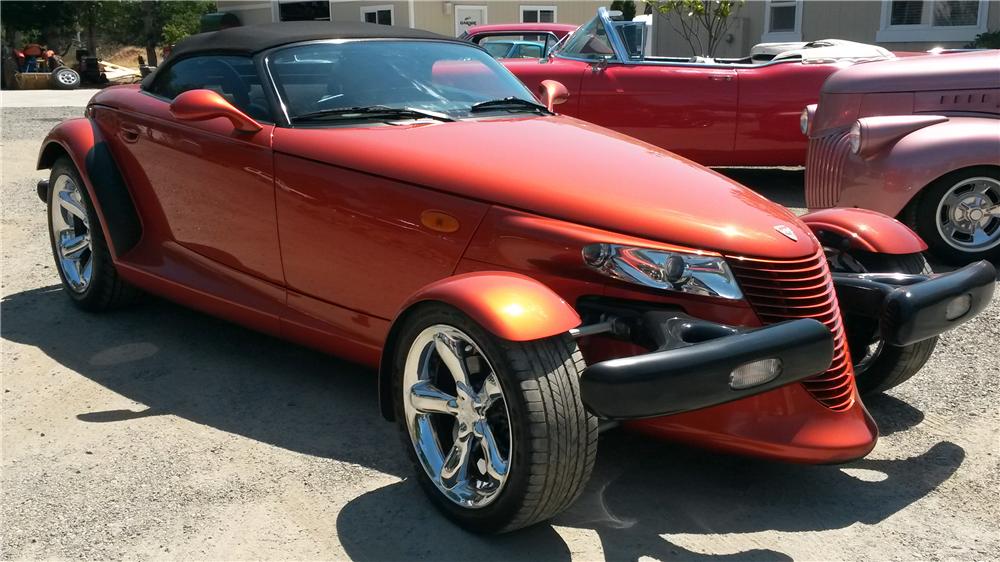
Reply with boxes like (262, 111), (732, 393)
(169, 89), (261, 133)
(537, 80), (569, 112)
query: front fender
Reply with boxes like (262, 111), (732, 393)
(801, 207), (927, 255)
(836, 117), (1000, 217)
(377, 271), (581, 419)
(37, 118), (142, 258)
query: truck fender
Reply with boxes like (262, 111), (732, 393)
(866, 118), (1000, 217)
(801, 207), (927, 255)
(37, 118), (142, 258)
(377, 271), (581, 419)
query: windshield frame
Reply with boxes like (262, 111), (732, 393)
(261, 38), (539, 127)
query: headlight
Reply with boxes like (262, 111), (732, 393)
(582, 243), (743, 300)
(800, 108), (810, 135)
(848, 120), (862, 154)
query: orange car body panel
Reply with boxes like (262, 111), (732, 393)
(38, 81), (880, 464)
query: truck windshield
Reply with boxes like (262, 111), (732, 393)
(268, 40), (539, 122)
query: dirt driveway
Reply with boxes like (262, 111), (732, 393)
(2, 105), (998, 561)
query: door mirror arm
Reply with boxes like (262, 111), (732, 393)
(169, 89), (262, 133)
(590, 56), (609, 73)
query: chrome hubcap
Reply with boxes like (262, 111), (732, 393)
(49, 174), (93, 292)
(936, 177), (1000, 252)
(403, 325), (511, 508)
(57, 71), (75, 85)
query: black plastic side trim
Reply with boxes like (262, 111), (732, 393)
(84, 141), (142, 255)
(580, 318), (834, 420)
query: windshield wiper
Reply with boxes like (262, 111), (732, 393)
(291, 105), (454, 123)
(469, 97), (551, 114)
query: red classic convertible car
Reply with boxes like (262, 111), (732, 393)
(502, 7), (896, 166)
(37, 21), (994, 533)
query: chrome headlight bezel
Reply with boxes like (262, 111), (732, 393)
(582, 243), (743, 300)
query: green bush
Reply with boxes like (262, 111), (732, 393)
(966, 30), (1000, 49)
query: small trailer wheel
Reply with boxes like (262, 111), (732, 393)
(50, 66), (81, 90)
(392, 303), (597, 533)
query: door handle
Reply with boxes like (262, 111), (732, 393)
(121, 124), (140, 142)
(709, 75), (733, 82)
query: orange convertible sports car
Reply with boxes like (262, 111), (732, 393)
(36, 21), (995, 533)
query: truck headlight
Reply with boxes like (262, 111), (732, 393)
(800, 104), (816, 136)
(582, 243), (743, 300)
(848, 120), (862, 154)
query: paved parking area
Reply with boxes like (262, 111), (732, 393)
(2, 105), (998, 560)
(1, 89), (100, 108)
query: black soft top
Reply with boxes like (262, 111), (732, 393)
(169, 20), (461, 59)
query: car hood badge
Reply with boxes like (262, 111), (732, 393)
(774, 225), (798, 241)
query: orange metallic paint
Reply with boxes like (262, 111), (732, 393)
(395, 272), (581, 342)
(801, 208), (928, 254)
(38, 82), (884, 467)
(169, 89), (263, 133)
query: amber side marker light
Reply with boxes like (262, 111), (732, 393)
(730, 358), (783, 390)
(420, 210), (460, 233)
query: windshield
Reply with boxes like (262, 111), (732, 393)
(268, 40), (538, 122)
(553, 16), (614, 60)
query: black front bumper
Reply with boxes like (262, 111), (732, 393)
(580, 314), (834, 420)
(833, 260), (996, 346)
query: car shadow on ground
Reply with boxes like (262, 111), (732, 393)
(2, 285), (964, 560)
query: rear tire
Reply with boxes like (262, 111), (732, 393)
(47, 157), (141, 311)
(909, 167), (1000, 265)
(837, 252), (937, 395)
(392, 304), (597, 533)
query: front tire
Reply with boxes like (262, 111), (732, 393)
(835, 251), (937, 395)
(47, 157), (141, 311)
(910, 167), (1000, 265)
(392, 304), (597, 533)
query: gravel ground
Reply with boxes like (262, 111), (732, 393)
(2, 106), (998, 561)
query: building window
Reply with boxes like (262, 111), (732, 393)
(362, 5), (394, 26)
(762, 0), (802, 42)
(878, 0), (988, 41)
(278, 1), (330, 22)
(521, 5), (557, 23)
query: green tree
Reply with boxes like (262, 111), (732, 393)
(611, 1), (638, 21)
(648, 0), (745, 57)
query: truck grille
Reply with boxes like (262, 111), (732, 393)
(805, 130), (852, 209)
(727, 250), (855, 411)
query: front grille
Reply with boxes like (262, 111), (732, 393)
(727, 250), (855, 411)
(805, 130), (852, 209)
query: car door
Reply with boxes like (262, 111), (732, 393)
(109, 55), (283, 287)
(552, 14), (738, 165)
(576, 62), (738, 165)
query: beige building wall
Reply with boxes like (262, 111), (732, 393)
(652, 0), (997, 57)
(218, 1), (613, 35)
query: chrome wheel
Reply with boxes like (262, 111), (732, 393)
(402, 325), (512, 509)
(935, 176), (1000, 252)
(50, 174), (93, 292)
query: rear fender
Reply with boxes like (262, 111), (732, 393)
(377, 272), (581, 419)
(37, 117), (142, 259)
(801, 207), (927, 255)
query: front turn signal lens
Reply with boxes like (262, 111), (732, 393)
(729, 358), (782, 390)
(945, 294), (972, 321)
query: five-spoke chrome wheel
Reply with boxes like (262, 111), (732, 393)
(49, 174), (93, 293)
(402, 325), (512, 509)
(935, 176), (1000, 252)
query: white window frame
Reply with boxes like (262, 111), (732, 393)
(761, 0), (803, 42)
(876, 0), (989, 42)
(361, 4), (395, 25)
(520, 5), (558, 24)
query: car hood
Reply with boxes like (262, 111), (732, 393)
(273, 116), (817, 259)
(822, 50), (1000, 94)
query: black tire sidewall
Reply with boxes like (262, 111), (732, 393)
(390, 304), (541, 533)
(914, 166), (1000, 265)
